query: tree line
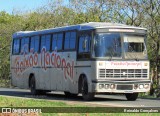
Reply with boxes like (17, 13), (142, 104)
(0, 0), (159, 89)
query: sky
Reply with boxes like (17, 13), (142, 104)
(0, 0), (47, 14)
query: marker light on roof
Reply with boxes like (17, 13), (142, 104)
(109, 29), (135, 32)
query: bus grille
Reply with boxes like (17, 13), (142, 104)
(99, 69), (148, 78)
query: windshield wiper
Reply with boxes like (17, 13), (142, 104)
(109, 49), (114, 61)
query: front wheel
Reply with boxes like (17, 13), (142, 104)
(125, 93), (138, 101)
(81, 77), (95, 101)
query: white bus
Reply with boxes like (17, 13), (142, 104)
(11, 22), (150, 101)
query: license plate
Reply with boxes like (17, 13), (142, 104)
(124, 91), (133, 93)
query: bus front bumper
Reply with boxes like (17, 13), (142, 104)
(92, 80), (151, 93)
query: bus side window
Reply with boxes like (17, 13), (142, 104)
(78, 34), (91, 59)
(30, 36), (40, 53)
(21, 37), (29, 54)
(64, 31), (76, 50)
(13, 39), (20, 55)
(41, 35), (51, 51)
(52, 33), (63, 51)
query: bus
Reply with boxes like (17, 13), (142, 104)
(11, 22), (151, 101)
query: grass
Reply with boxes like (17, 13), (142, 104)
(0, 96), (76, 107)
(0, 96), (159, 116)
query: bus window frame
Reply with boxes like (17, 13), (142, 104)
(40, 34), (52, 52)
(77, 30), (93, 60)
(12, 38), (21, 55)
(64, 30), (77, 51)
(30, 35), (40, 53)
(51, 32), (64, 52)
(20, 36), (30, 55)
(12, 29), (78, 55)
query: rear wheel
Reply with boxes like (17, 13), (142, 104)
(125, 93), (138, 101)
(30, 76), (39, 95)
(81, 77), (95, 101)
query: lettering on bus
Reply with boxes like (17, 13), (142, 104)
(111, 61), (142, 67)
(13, 48), (74, 80)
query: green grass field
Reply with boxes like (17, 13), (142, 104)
(0, 96), (159, 116)
(0, 96), (70, 107)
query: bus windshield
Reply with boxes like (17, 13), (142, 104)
(123, 35), (147, 59)
(93, 33), (122, 58)
(93, 33), (147, 60)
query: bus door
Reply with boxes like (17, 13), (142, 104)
(76, 31), (92, 90)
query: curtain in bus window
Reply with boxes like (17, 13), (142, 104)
(52, 33), (63, 51)
(84, 35), (91, 52)
(41, 36), (46, 50)
(34, 36), (40, 52)
(21, 37), (29, 54)
(30, 37), (35, 52)
(64, 32), (70, 49)
(21, 39), (25, 53)
(79, 36), (84, 53)
(13, 39), (20, 54)
(30, 36), (39, 52)
(79, 35), (91, 53)
(52, 34), (57, 51)
(70, 32), (76, 49)
(64, 31), (76, 50)
(41, 35), (51, 51)
(57, 33), (63, 50)
(46, 35), (51, 51)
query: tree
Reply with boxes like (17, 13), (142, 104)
(0, 11), (24, 87)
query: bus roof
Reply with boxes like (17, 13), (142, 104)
(13, 22), (147, 38)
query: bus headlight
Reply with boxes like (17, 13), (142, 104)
(99, 84), (104, 89)
(110, 84), (115, 89)
(105, 84), (109, 89)
(139, 84), (144, 89)
(144, 84), (149, 89)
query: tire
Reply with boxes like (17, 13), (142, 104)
(30, 76), (39, 95)
(64, 91), (78, 98)
(125, 93), (138, 101)
(81, 77), (95, 101)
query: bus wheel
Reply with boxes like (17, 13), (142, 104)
(81, 77), (95, 101)
(125, 93), (138, 101)
(30, 76), (39, 95)
(64, 92), (78, 98)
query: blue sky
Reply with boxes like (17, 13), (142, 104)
(0, 0), (46, 14)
